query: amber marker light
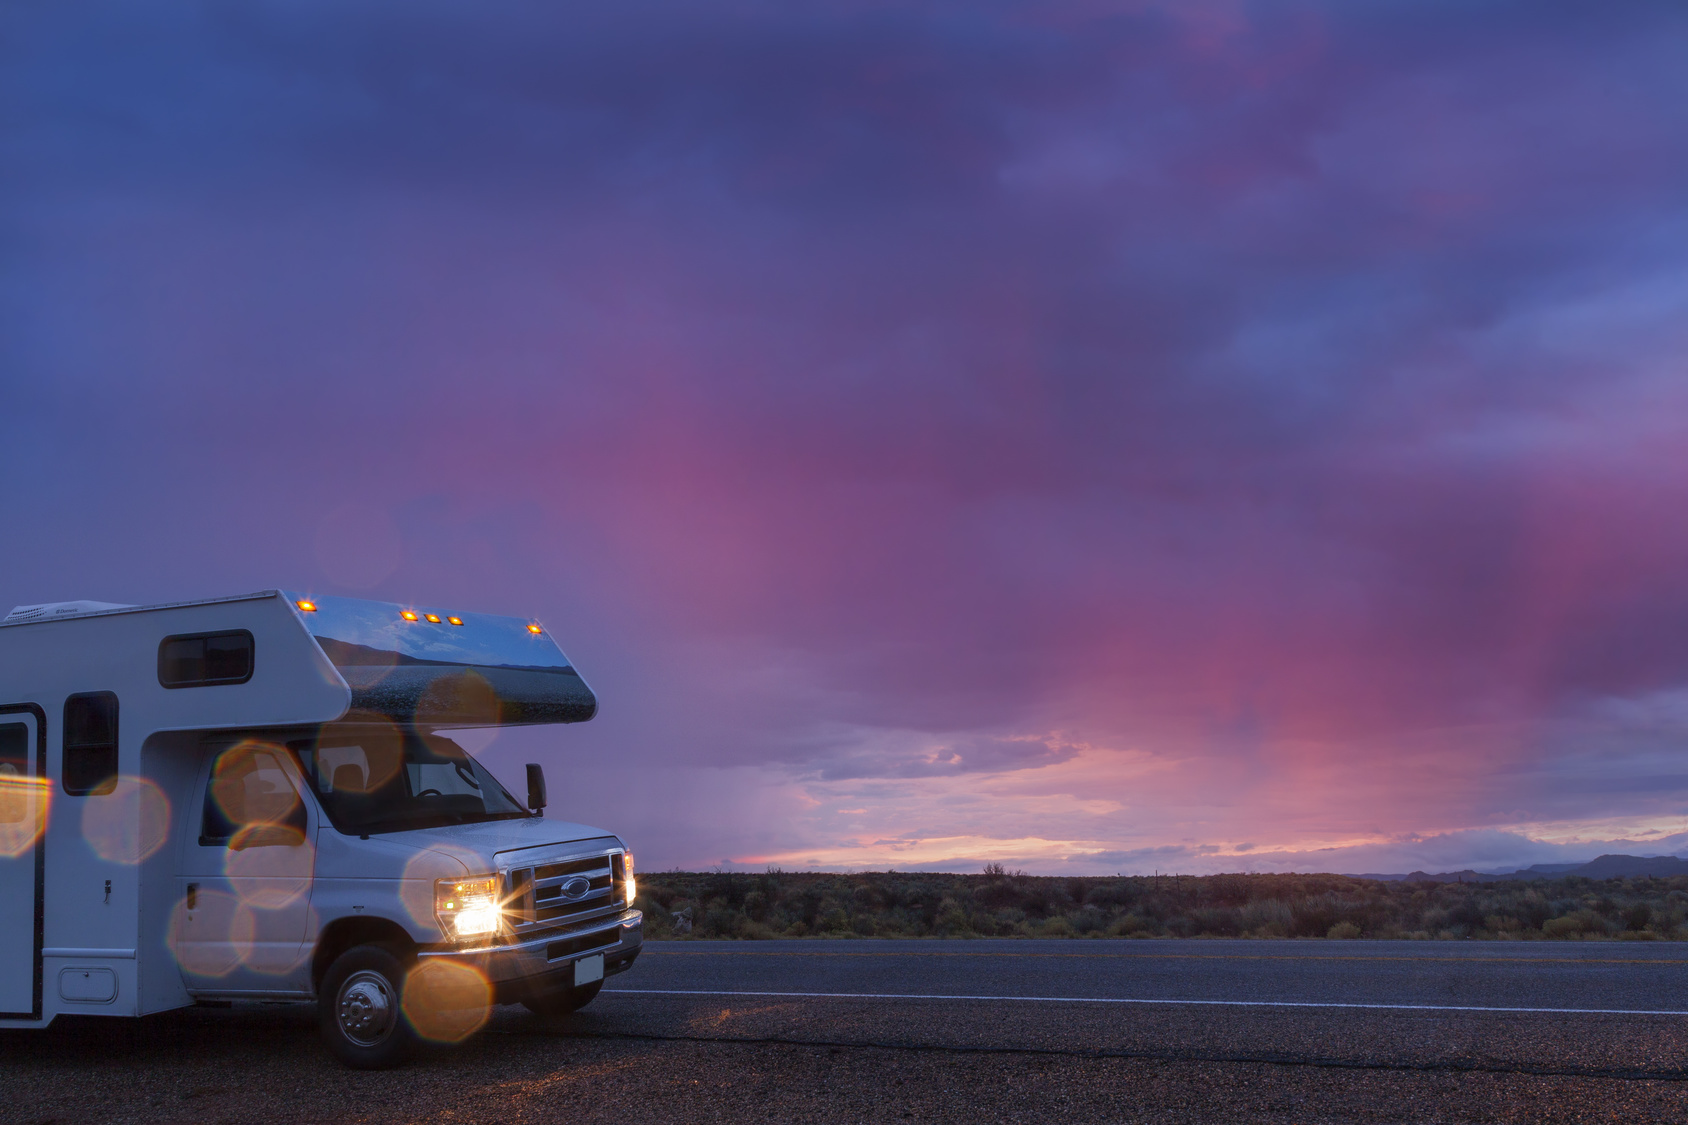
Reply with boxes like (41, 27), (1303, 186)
(447, 616), (463, 626)
(401, 610), (419, 622)
(425, 613), (442, 623)
(527, 623), (543, 634)
(296, 600), (317, 612)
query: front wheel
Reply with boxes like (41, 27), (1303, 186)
(521, 979), (602, 1018)
(320, 944), (417, 1069)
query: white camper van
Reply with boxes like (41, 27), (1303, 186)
(0, 590), (641, 1067)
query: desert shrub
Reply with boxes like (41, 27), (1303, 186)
(934, 899), (970, 935)
(1186, 906), (1242, 937)
(1086, 881), (1136, 909)
(1205, 875), (1255, 907)
(1018, 883), (1055, 918)
(632, 870), (1688, 942)
(1443, 896), (1487, 933)
(1543, 910), (1611, 938)
(707, 871), (746, 908)
(1240, 899), (1294, 935)
(1290, 894), (1344, 937)
(1515, 895), (1552, 930)
(1327, 921), (1361, 939)
(975, 878), (1021, 911)
(636, 895), (672, 925)
(1106, 912), (1156, 937)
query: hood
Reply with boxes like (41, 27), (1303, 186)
(379, 816), (621, 872)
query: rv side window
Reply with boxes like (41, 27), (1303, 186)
(159, 631), (254, 688)
(63, 692), (118, 796)
(200, 742), (306, 845)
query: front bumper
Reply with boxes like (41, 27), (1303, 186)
(419, 908), (643, 1002)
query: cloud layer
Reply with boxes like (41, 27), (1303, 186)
(6, 0), (1688, 872)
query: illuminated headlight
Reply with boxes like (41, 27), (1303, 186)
(624, 852), (636, 906)
(435, 876), (502, 939)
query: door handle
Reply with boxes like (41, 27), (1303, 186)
(186, 883), (198, 910)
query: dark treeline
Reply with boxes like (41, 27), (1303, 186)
(636, 867), (1688, 940)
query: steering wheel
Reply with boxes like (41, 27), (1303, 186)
(416, 788), (443, 797)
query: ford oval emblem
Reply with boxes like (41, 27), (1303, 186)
(561, 876), (593, 899)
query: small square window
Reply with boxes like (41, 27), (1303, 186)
(63, 692), (118, 796)
(159, 631), (254, 688)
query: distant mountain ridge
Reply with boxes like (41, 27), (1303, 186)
(1349, 854), (1688, 883)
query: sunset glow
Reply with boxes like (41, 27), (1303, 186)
(9, 1), (1688, 875)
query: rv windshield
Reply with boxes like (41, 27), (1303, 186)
(291, 725), (528, 835)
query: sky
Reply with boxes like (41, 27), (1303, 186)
(6, 0), (1688, 875)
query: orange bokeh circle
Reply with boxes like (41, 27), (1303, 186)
(81, 775), (170, 864)
(209, 740), (304, 826)
(403, 959), (492, 1043)
(399, 845), (485, 931)
(167, 889), (256, 978)
(0, 771), (49, 858)
(223, 825), (316, 909)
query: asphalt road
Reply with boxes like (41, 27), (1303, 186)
(7, 939), (1688, 1124)
(617, 937), (1688, 1014)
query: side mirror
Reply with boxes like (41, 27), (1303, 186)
(525, 763), (548, 815)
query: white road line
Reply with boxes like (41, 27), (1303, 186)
(602, 988), (1688, 1017)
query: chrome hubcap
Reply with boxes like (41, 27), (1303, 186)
(337, 970), (395, 1046)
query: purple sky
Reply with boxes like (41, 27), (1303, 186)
(7, 1), (1688, 874)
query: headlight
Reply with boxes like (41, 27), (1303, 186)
(435, 876), (501, 939)
(624, 852), (636, 906)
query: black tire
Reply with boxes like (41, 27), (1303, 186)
(319, 944), (417, 1069)
(520, 979), (602, 1017)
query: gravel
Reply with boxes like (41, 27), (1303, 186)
(2, 996), (1685, 1124)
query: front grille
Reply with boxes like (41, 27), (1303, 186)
(504, 847), (627, 941)
(546, 931), (619, 963)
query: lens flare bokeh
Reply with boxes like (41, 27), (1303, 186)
(168, 888), (256, 978)
(0, 772), (49, 858)
(417, 671), (501, 728)
(400, 845), (491, 931)
(311, 717), (404, 794)
(403, 959), (492, 1043)
(210, 741), (304, 825)
(81, 775), (170, 864)
(223, 825), (315, 909)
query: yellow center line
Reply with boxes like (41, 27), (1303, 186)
(642, 948), (1688, 965)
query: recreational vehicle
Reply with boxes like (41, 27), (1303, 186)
(0, 590), (641, 1067)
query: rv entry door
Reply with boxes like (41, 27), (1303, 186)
(0, 706), (44, 1018)
(175, 742), (315, 995)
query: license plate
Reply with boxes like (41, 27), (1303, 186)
(574, 954), (604, 986)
